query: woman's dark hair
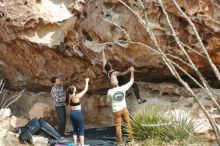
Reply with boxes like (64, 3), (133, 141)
(67, 86), (74, 95)
(104, 63), (112, 72)
(50, 77), (58, 84)
(66, 86), (75, 105)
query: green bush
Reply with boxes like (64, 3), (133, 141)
(161, 110), (199, 144)
(129, 105), (170, 141)
(129, 104), (201, 145)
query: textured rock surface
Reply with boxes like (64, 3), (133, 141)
(0, 108), (11, 118)
(9, 91), (54, 118)
(29, 102), (51, 119)
(0, 127), (48, 146)
(31, 135), (48, 146)
(0, 0), (220, 144)
(0, 128), (28, 146)
(10, 116), (28, 128)
(0, 0), (219, 91)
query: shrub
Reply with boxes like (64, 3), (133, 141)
(128, 104), (201, 145)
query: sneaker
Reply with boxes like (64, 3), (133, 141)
(138, 98), (146, 104)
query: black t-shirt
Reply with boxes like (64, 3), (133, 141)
(107, 70), (128, 85)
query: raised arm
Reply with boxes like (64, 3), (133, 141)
(130, 67), (134, 80)
(112, 68), (130, 76)
(122, 67), (134, 91)
(76, 78), (89, 98)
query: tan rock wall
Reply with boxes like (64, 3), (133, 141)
(0, 0), (219, 91)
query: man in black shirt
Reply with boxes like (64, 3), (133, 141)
(102, 50), (146, 104)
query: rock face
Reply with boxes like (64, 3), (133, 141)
(31, 136), (48, 146)
(0, 128), (48, 146)
(0, 128), (28, 146)
(0, 1), (220, 144)
(10, 116), (28, 128)
(0, 0), (219, 91)
(0, 108), (11, 118)
(29, 102), (52, 119)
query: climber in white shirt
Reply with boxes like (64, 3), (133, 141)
(107, 67), (134, 145)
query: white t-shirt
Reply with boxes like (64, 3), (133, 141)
(107, 78), (134, 112)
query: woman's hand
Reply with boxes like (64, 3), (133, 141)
(129, 67), (134, 72)
(85, 78), (90, 83)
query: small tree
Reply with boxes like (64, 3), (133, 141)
(0, 79), (25, 110)
(99, 0), (220, 144)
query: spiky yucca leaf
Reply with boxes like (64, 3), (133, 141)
(129, 104), (170, 141)
(128, 105), (201, 145)
(161, 110), (199, 144)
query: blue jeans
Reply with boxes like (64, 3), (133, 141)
(70, 110), (84, 136)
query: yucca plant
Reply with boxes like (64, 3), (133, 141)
(129, 104), (171, 141)
(160, 110), (200, 145)
(128, 104), (201, 145)
(138, 137), (168, 146)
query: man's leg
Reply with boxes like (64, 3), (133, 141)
(122, 108), (132, 141)
(132, 83), (146, 104)
(132, 83), (140, 100)
(118, 76), (146, 104)
(55, 106), (66, 136)
(113, 110), (123, 144)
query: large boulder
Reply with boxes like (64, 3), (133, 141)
(29, 102), (52, 119)
(0, 0), (219, 92)
(0, 117), (11, 130)
(0, 128), (28, 146)
(0, 108), (11, 119)
(31, 135), (48, 146)
(43, 107), (57, 127)
(9, 91), (54, 119)
(0, 108), (12, 130)
(10, 116), (29, 128)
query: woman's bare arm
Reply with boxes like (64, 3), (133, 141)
(112, 69), (130, 76)
(76, 78), (90, 98)
(121, 67), (134, 91)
